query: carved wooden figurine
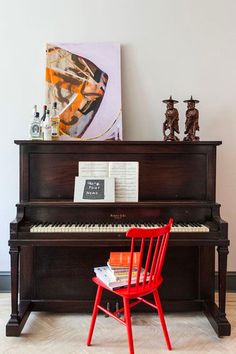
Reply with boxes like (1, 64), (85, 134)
(162, 96), (180, 141)
(183, 96), (200, 141)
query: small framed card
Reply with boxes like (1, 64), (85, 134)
(74, 177), (115, 202)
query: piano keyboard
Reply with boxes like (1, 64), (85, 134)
(30, 222), (210, 233)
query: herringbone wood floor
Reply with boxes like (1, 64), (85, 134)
(0, 293), (235, 353)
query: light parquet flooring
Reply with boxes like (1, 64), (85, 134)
(0, 293), (235, 354)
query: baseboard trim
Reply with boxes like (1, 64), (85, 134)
(0, 272), (11, 292)
(215, 271), (236, 292)
(1, 271), (236, 292)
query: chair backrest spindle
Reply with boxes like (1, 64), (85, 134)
(135, 238), (145, 286)
(126, 219), (173, 294)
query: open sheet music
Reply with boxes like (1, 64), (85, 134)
(79, 161), (139, 202)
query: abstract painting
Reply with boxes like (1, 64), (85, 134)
(46, 42), (122, 140)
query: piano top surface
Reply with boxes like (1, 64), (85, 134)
(14, 140), (222, 146)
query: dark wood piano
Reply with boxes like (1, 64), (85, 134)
(6, 140), (231, 337)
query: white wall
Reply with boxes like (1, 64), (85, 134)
(0, 0), (236, 271)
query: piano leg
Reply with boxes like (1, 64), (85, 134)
(6, 246), (31, 336)
(203, 245), (231, 337)
(217, 245), (229, 314)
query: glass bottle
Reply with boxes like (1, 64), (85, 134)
(41, 105), (47, 122)
(30, 109), (43, 140)
(43, 109), (52, 140)
(50, 102), (60, 139)
(33, 104), (37, 118)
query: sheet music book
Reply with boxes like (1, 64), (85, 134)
(74, 176), (115, 202)
(79, 161), (139, 202)
(78, 162), (109, 177)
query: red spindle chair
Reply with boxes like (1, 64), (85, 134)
(87, 218), (173, 354)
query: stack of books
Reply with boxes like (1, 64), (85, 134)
(94, 252), (147, 290)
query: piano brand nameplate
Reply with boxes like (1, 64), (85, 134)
(74, 176), (115, 202)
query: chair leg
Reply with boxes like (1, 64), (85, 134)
(153, 290), (172, 350)
(87, 285), (103, 346)
(123, 297), (134, 354)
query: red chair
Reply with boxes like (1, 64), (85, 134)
(87, 218), (173, 354)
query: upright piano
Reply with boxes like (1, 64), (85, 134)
(6, 140), (231, 337)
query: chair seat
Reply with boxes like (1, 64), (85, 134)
(92, 276), (163, 299)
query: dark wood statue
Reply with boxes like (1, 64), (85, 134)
(162, 96), (180, 141)
(183, 96), (200, 141)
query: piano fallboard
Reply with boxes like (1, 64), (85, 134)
(14, 202), (220, 226)
(11, 200), (224, 245)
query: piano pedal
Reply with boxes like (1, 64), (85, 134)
(105, 302), (110, 317)
(116, 301), (121, 318)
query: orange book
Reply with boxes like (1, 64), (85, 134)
(109, 252), (140, 267)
